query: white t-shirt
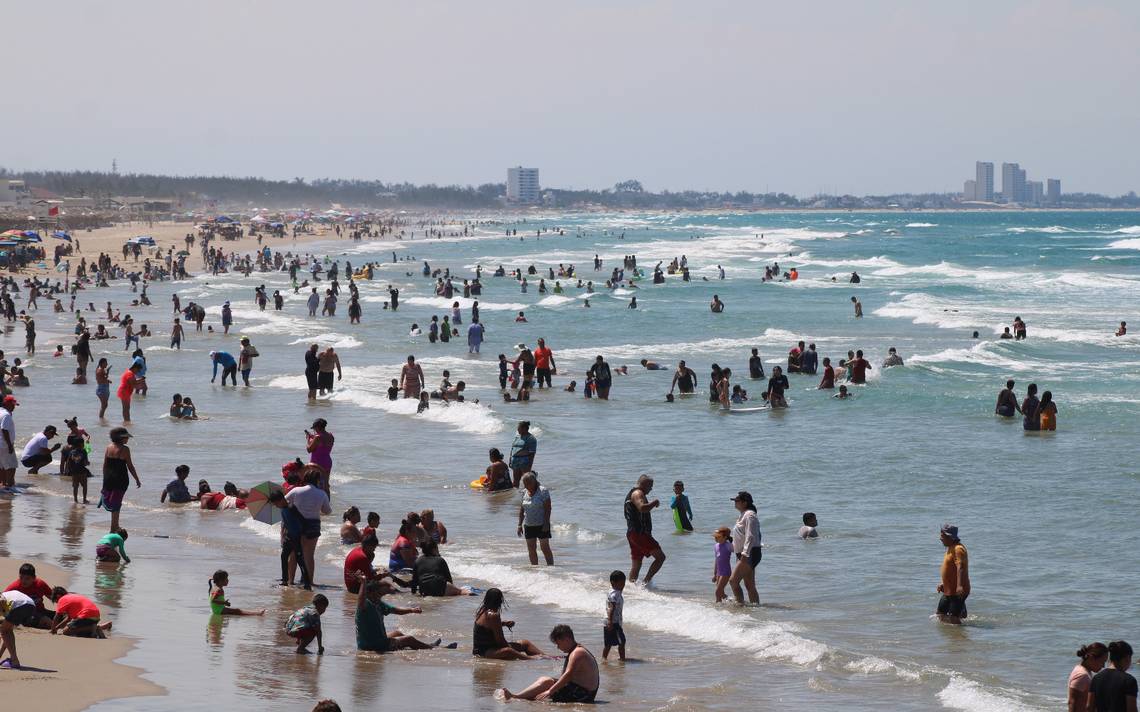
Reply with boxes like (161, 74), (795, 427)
(606, 589), (623, 627)
(0, 410), (14, 451)
(520, 485), (550, 527)
(798, 526), (819, 539)
(285, 485), (331, 520)
(1, 589), (33, 612)
(21, 432), (50, 460)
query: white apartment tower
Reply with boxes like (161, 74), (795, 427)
(507, 167), (540, 204)
(974, 162), (994, 202)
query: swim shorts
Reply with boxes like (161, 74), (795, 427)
(996, 405), (1014, 417)
(3, 603), (36, 627)
(99, 488), (126, 513)
(95, 544), (115, 560)
(737, 547), (762, 564)
(626, 531), (660, 559)
(936, 594), (968, 618)
(67, 617), (99, 631)
(551, 682), (597, 704)
(523, 525), (551, 540)
(603, 623), (626, 647)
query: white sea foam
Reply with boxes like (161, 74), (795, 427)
(936, 675), (1044, 712)
(397, 296), (526, 312)
(536, 295), (576, 307)
(905, 222), (938, 228)
(1108, 238), (1140, 250)
(1111, 225), (1140, 235)
(451, 560), (829, 666)
(1005, 225), (1075, 234)
(554, 328), (808, 363)
(288, 333), (363, 349)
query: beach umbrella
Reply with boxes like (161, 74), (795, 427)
(245, 481), (284, 525)
(52, 230), (72, 241)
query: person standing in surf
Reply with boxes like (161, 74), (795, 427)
(625, 475), (666, 586)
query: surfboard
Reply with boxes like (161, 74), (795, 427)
(728, 406), (770, 414)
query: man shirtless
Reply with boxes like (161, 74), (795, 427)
(500, 625), (599, 703)
(994, 380), (1021, 418)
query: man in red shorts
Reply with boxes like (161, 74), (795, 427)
(624, 475), (666, 585)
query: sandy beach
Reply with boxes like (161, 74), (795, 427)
(0, 558), (162, 709)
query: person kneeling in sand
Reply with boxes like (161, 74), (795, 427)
(500, 625), (599, 703)
(49, 587), (113, 638)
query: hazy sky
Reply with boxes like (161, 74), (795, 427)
(4, 1), (1138, 195)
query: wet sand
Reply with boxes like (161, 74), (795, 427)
(0, 557), (163, 709)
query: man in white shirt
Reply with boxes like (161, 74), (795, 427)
(285, 475), (332, 586)
(20, 425), (60, 474)
(0, 396), (18, 488)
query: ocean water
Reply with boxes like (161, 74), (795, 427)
(3, 210), (1140, 711)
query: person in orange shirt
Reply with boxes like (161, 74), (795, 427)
(533, 338), (557, 389)
(936, 524), (970, 624)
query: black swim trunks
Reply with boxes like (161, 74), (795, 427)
(937, 594), (967, 618)
(551, 682), (597, 704)
(523, 525), (551, 540)
(603, 623), (625, 647)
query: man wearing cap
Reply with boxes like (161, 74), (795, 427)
(624, 475), (666, 585)
(0, 396), (17, 489)
(221, 301), (233, 335)
(936, 524), (970, 624)
(20, 425), (60, 474)
(210, 350), (238, 386)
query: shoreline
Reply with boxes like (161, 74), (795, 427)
(0, 557), (164, 710)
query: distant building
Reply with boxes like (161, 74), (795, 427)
(506, 167), (540, 204)
(975, 162), (994, 201)
(1047, 179), (1061, 204)
(963, 180), (977, 200)
(1028, 181), (1044, 205)
(1001, 162), (1027, 203)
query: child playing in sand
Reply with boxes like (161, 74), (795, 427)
(285, 594), (328, 654)
(712, 527), (733, 602)
(49, 587), (113, 638)
(209, 570), (265, 616)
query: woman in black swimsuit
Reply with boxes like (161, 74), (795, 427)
(472, 588), (543, 660)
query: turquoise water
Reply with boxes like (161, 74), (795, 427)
(3, 210), (1140, 711)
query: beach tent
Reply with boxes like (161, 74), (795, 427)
(128, 236), (157, 247)
(249, 215), (268, 223)
(214, 216), (236, 223)
(52, 230), (72, 241)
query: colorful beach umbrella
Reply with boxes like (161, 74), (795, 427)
(245, 481), (284, 525)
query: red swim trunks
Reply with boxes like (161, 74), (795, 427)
(626, 532), (660, 559)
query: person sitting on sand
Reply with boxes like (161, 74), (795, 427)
(354, 574), (452, 653)
(412, 541), (473, 597)
(472, 588), (544, 660)
(336, 505), (362, 544)
(209, 570), (265, 616)
(50, 587), (113, 638)
(499, 625), (599, 702)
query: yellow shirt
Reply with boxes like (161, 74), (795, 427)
(941, 543), (969, 596)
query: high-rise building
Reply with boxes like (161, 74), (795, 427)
(1028, 181), (1044, 205)
(1001, 162), (1026, 203)
(975, 162), (994, 202)
(963, 180), (977, 201)
(1047, 179), (1061, 204)
(507, 166), (540, 204)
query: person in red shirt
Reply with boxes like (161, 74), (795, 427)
(344, 536), (380, 593)
(49, 588), (112, 638)
(533, 338), (557, 389)
(4, 563), (54, 628)
(849, 349), (872, 384)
